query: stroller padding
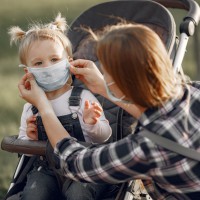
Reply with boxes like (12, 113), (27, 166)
(1, 135), (46, 155)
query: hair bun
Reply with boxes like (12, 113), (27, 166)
(8, 26), (26, 45)
(50, 12), (68, 33)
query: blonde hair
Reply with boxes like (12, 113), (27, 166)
(8, 13), (72, 65)
(96, 23), (182, 108)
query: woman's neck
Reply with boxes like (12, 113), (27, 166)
(129, 104), (147, 119)
(46, 84), (72, 100)
(114, 100), (147, 119)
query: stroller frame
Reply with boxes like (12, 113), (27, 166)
(1, 0), (200, 199)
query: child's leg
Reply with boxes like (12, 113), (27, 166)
(21, 167), (61, 200)
(62, 181), (107, 200)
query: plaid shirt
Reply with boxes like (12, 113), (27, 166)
(55, 82), (200, 200)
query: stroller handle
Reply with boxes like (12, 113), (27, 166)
(155, 0), (200, 36)
(1, 135), (46, 155)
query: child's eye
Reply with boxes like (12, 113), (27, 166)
(34, 61), (42, 66)
(51, 58), (59, 62)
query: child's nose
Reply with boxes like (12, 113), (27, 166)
(44, 61), (51, 68)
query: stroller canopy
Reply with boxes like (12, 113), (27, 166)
(68, 0), (176, 59)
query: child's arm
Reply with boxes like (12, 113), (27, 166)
(18, 103), (37, 140)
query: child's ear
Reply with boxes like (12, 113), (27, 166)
(23, 68), (28, 73)
(68, 57), (73, 62)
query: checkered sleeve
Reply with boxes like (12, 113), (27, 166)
(54, 134), (150, 184)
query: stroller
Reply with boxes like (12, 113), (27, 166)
(1, 0), (200, 199)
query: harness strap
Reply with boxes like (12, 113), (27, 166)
(31, 105), (38, 115)
(31, 87), (85, 142)
(68, 87), (85, 142)
(69, 87), (83, 107)
(141, 129), (200, 161)
(31, 87), (84, 114)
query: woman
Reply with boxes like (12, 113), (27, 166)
(18, 23), (200, 199)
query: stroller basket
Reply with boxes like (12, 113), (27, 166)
(1, 0), (200, 200)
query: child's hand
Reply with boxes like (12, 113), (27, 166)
(83, 100), (102, 125)
(26, 115), (38, 140)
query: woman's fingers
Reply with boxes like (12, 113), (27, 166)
(18, 72), (48, 108)
(70, 65), (87, 76)
(70, 59), (95, 76)
(70, 59), (91, 68)
(18, 74), (28, 93)
(18, 73), (35, 97)
(70, 59), (105, 96)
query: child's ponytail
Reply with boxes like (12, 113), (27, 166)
(50, 12), (68, 33)
(8, 13), (72, 64)
(8, 26), (26, 45)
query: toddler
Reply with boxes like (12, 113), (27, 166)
(9, 13), (112, 200)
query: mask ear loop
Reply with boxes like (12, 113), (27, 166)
(106, 81), (126, 100)
(106, 82), (124, 98)
(19, 64), (27, 68)
(19, 64), (29, 74)
(107, 81), (115, 86)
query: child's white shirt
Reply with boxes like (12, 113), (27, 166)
(18, 88), (112, 143)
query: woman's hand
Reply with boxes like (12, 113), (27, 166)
(70, 59), (142, 117)
(18, 73), (49, 110)
(70, 59), (106, 96)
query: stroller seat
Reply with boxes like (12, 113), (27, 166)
(1, 0), (199, 199)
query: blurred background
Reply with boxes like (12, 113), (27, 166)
(0, 0), (199, 198)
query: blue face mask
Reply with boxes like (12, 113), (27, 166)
(104, 80), (132, 104)
(27, 59), (70, 92)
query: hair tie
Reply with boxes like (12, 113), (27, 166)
(25, 30), (32, 36)
(49, 24), (57, 30)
